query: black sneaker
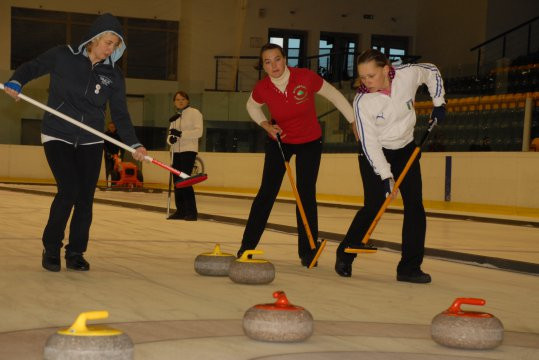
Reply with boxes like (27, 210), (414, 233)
(397, 270), (431, 284)
(183, 214), (198, 221)
(334, 257), (352, 277)
(300, 257), (318, 267)
(65, 253), (90, 271)
(42, 250), (61, 272)
(300, 248), (319, 268)
(167, 211), (185, 220)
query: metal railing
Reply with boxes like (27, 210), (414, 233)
(211, 52), (358, 91)
(470, 16), (539, 76)
(210, 52), (422, 91)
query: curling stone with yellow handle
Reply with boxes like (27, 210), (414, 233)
(431, 298), (504, 349)
(228, 250), (275, 285)
(243, 291), (313, 342)
(194, 244), (236, 276)
(44, 311), (133, 360)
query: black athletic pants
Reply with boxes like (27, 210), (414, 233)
(338, 141), (426, 275)
(240, 137), (322, 259)
(172, 151), (197, 217)
(103, 153), (115, 185)
(42, 141), (103, 256)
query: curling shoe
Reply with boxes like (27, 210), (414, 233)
(300, 257), (318, 268)
(300, 244), (321, 267)
(167, 211), (185, 220)
(334, 255), (352, 277)
(396, 269), (431, 284)
(183, 214), (198, 221)
(42, 250), (61, 272)
(65, 253), (90, 271)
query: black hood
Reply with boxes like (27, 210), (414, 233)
(71, 13), (126, 65)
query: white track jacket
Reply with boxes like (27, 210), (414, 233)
(167, 107), (203, 153)
(353, 63), (445, 180)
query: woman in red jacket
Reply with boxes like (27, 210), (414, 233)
(236, 43), (355, 266)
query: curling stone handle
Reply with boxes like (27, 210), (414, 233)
(448, 298), (485, 314)
(241, 249), (264, 260)
(68, 311), (109, 333)
(211, 244), (223, 255)
(273, 291), (290, 307)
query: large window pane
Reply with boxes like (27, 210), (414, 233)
(269, 37), (284, 47)
(11, 7), (178, 81)
(11, 19), (66, 69)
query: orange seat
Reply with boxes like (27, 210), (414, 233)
(113, 155), (143, 188)
(531, 138), (539, 152)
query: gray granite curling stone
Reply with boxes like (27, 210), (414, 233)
(243, 291), (313, 342)
(431, 298), (504, 349)
(44, 311), (133, 360)
(228, 250), (275, 285)
(194, 244), (236, 276)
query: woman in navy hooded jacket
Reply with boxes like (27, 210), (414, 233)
(3, 13), (147, 272)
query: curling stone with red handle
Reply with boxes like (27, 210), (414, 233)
(228, 250), (275, 285)
(431, 298), (504, 349)
(194, 244), (236, 276)
(243, 291), (313, 342)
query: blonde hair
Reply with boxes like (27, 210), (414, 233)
(353, 49), (390, 88)
(86, 31), (122, 53)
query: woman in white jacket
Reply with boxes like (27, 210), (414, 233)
(167, 91), (203, 220)
(336, 49), (446, 283)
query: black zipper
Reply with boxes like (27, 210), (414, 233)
(76, 62), (98, 147)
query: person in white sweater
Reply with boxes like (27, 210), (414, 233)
(166, 91), (203, 220)
(336, 49), (446, 283)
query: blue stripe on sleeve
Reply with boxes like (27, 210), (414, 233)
(396, 63), (442, 97)
(353, 94), (375, 168)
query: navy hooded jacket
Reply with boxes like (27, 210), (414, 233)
(8, 13), (142, 148)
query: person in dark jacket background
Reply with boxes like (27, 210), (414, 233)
(103, 122), (124, 187)
(3, 13), (147, 272)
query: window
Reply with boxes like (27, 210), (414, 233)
(371, 34), (409, 65)
(11, 7), (178, 81)
(268, 29), (307, 67)
(319, 32), (358, 82)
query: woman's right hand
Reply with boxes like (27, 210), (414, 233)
(3, 82), (21, 102)
(261, 121), (285, 140)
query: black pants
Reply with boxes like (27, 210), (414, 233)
(42, 141), (103, 255)
(172, 151), (197, 216)
(338, 141), (426, 274)
(240, 137), (322, 259)
(104, 153), (115, 185)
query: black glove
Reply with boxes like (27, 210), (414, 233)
(169, 128), (182, 138)
(383, 177), (395, 198)
(168, 135), (177, 144)
(168, 113), (181, 122)
(431, 105), (446, 124)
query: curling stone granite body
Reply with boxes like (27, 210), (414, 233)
(44, 311), (133, 360)
(243, 291), (313, 342)
(431, 298), (504, 350)
(228, 250), (275, 284)
(44, 333), (133, 360)
(194, 244), (235, 276)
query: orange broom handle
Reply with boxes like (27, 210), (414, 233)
(284, 161), (316, 250)
(275, 133), (316, 250)
(361, 146), (421, 244)
(360, 119), (437, 245)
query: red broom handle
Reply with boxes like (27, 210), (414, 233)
(1, 83), (189, 179)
